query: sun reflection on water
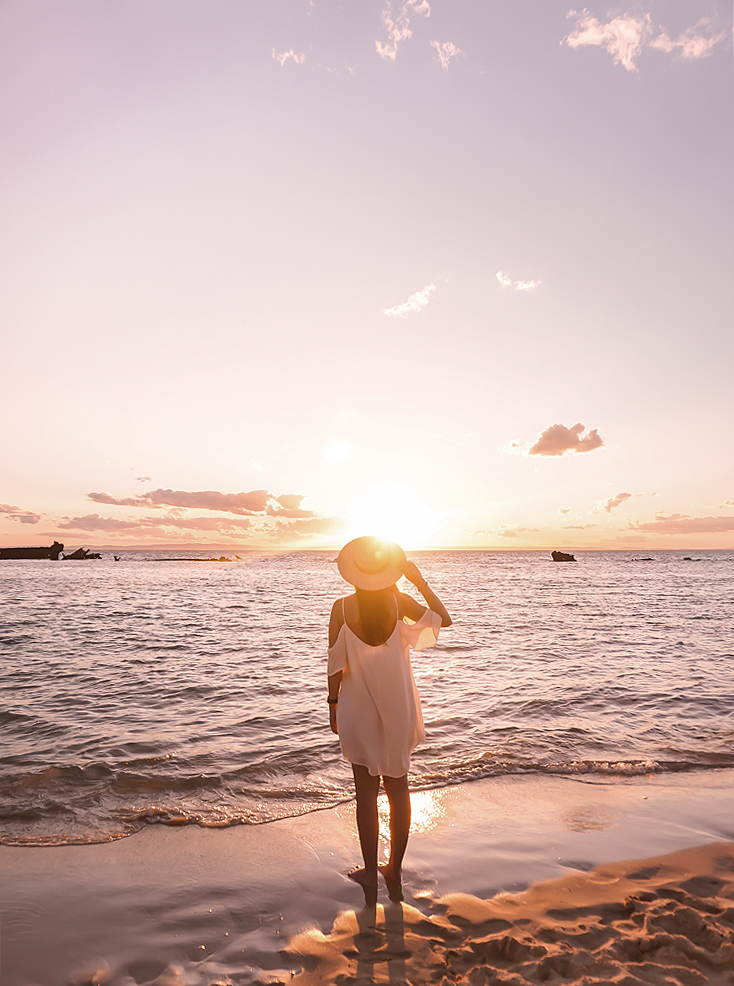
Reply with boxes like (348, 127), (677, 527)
(377, 789), (445, 837)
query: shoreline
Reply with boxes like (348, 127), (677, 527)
(2, 769), (733, 985)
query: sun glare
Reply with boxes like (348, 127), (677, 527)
(344, 482), (441, 548)
(378, 789), (445, 838)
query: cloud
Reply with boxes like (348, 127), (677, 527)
(58, 513), (256, 534)
(135, 476), (151, 483)
(559, 507), (571, 515)
(529, 422), (604, 457)
(376, 0), (430, 62)
(628, 514), (734, 535)
(67, 486), (337, 543)
(274, 493), (307, 511)
(88, 492), (147, 508)
(0, 503), (42, 524)
(430, 41), (463, 69)
(270, 516), (346, 539)
(501, 439), (527, 455)
(603, 491), (633, 513)
(272, 48), (305, 67)
(495, 526), (540, 538)
(59, 514), (152, 533)
(563, 523), (597, 529)
(266, 493), (316, 519)
(649, 19), (726, 60)
(563, 9), (725, 73)
(384, 282), (436, 317)
(88, 488), (273, 515)
(496, 271), (541, 292)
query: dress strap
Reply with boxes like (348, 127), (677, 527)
(341, 597), (346, 621)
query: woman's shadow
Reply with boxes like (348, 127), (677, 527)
(352, 888), (407, 985)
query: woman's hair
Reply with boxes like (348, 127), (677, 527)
(355, 586), (397, 646)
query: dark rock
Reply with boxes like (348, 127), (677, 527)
(0, 541), (64, 560)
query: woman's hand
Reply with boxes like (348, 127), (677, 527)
(400, 560), (452, 627)
(329, 704), (338, 734)
(401, 560), (427, 591)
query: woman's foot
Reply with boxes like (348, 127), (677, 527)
(348, 866), (378, 889)
(379, 864), (403, 902)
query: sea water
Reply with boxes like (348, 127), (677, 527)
(1, 549), (732, 845)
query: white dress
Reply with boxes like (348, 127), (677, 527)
(327, 600), (442, 777)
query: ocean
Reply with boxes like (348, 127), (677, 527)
(1, 549), (732, 847)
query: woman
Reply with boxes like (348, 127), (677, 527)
(327, 535), (452, 900)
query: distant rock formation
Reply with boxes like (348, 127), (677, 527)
(551, 550), (576, 562)
(62, 547), (102, 560)
(0, 541), (64, 560)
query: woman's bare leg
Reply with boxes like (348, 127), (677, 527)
(350, 764), (380, 888)
(381, 773), (410, 882)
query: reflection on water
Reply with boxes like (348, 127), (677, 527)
(377, 789), (445, 840)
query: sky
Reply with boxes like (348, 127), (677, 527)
(1, 0), (732, 551)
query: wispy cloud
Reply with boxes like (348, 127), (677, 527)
(649, 19), (726, 60)
(0, 502), (41, 524)
(430, 41), (463, 69)
(563, 10), (726, 73)
(68, 486), (330, 543)
(271, 516), (345, 538)
(58, 510), (345, 543)
(529, 422), (604, 457)
(495, 525), (541, 538)
(496, 271), (541, 293)
(376, 0), (430, 62)
(272, 48), (306, 67)
(135, 476), (152, 483)
(59, 514), (256, 533)
(501, 439), (526, 455)
(384, 282), (436, 317)
(267, 493), (315, 519)
(628, 514), (734, 535)
(602, 491), (633, 513)
(88, 488), (281, 515)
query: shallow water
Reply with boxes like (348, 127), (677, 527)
(1, 549), (732, 844)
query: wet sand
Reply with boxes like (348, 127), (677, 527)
(2, 770), (733, 985)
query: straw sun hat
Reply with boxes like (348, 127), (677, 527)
(337, 536), (406, 590)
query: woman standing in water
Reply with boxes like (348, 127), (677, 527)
(327, 536), (452, 900)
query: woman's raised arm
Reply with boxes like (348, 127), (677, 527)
(400, 561), (452, 627)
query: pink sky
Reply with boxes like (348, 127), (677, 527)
(1, 1), (732, 550)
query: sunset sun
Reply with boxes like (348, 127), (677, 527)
(344, 482), (442, 549)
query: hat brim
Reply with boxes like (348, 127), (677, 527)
(337, 536), (406, 590)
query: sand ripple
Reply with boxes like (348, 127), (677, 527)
(285, 842), (734, 986)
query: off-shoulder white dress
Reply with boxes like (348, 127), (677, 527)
(327, 599), (442, 777)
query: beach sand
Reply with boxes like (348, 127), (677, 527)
(2, 770), (733, 985)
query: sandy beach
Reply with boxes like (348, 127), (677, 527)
(2, 769), (734, 985)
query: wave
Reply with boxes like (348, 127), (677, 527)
(3, 756), (733, 847)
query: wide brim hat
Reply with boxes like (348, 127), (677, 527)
(337, 536), (406, 590)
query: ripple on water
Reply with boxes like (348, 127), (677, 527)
(0, 549), (733, 842)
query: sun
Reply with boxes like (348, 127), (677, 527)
(344, 482), (441, 549)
